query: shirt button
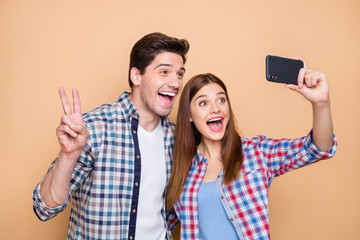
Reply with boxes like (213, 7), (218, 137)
(221, 196), (224, 199)
(135, 182), (139, 186)
(230, 218), (234, 221)
(132, 208), (136, 213)
(129, 236), (133, 240)
(136, 155), (140, 159)
(133, 130), (136, 134)
(217, 175), (220, 178)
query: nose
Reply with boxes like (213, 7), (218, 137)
(168, 74), (181, 89)
(210, 102), (220, 113)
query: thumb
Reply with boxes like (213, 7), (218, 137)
(70, 124), (89, 137)
(285, 84), (301, 93)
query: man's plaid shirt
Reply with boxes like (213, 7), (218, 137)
(174, 132), (337, 240)
(33, 92), (177, 240)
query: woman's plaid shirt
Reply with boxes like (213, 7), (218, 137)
(174, 132), (337, 240)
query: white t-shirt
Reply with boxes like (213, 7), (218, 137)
(135, 121), (167, 240)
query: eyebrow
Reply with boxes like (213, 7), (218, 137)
(154, 64), (186, 72)
(195, 91), (226, 101)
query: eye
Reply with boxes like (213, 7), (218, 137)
(160, 70), (168, 75)
(199, 101), (206, 106)
(177, 72), (184, 78)
(218, 97), (226, 103)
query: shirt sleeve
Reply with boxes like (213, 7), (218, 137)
(257, 130), (337, 181)
(32, 139), (94, 221)
(166, 208), (179, 231)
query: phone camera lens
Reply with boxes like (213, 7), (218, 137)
(270, 75), (276, 79)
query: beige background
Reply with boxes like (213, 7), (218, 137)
(1, 0), (359, 239)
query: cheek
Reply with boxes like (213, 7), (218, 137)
(189, 111), (202, 128)
(224, 115), (231, 131)
(224, 118), (230, 129)
(178, 81), (183, 91)
(192, 120), (207, 137)
(224, 106), (230, 121)
(189, 105), (197, 120)
(190, 106), (203, 121)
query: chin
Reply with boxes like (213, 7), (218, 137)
(155, 108), (172, 117)
(214, 133), (226, 141)
(204, 133), (225, 142)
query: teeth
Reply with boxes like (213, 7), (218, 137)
(159, 92), (176, 97)
(208, 118), (222, 123)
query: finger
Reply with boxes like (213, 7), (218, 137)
(70, 124), (89, 138)
(319, 72), (326, 82)
(313, 72), (326, 86)
(72, 88), (83, 115)
(303, 69), (316, 86)
(308, 71), (325, 81)
(59, 88), (72, 115)
(310, 72), (321, 86)
(57, 125), (78, 138)
(61, 114), (73, 126)
(304, 74), (313, 87)
(297, 68), (306, 88)
(304, 68), (315, 74)
(304, 71), (321, 87)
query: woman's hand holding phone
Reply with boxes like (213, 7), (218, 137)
(285, 57), (329, 106)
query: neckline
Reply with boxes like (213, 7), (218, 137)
(138, 120), (162, 137)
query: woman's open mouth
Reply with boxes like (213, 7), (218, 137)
(206, 117), (223, 132)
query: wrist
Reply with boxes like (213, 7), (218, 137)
(56, 151), (79, 173)
(312, 99), (330, 110)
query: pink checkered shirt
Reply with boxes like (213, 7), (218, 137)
(173, 131), (337, 240)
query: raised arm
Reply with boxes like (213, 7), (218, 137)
(285, 58), (333, 152)
(40, 88), (89, 207)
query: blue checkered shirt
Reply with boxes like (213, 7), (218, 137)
(175, 132), (337, 239)
(33, 92), (177, 240)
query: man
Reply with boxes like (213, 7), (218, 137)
(33, 32), (190, 240)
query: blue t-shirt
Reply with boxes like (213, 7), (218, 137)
(198, 181), (239, 240)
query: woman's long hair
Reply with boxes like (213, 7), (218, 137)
(166, 73), (243, 210)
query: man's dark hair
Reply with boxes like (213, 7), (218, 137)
(128, 32), (190, 89)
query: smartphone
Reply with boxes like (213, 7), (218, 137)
(266, 55), (304, 85)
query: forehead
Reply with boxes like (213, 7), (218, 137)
(194, 83), (225, 97)
(151, 52), (184, 67)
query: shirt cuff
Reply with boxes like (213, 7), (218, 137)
(306, 130), (337, 160)
(32, 177), (69, 221)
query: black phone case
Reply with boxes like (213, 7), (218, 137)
(266, 55), (304, 85)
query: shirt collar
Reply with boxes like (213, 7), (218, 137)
(117, 91), (139, 120)
(117, 91), (172, 126)
(194, 149), (223, 165)
(194, 149), (208, 165)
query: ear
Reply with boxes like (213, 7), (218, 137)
(130, 67), (141, 87)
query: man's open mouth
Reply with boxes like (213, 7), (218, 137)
(158, 91), (176, 106)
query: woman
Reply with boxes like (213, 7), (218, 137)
(166, 64), (337, 239)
